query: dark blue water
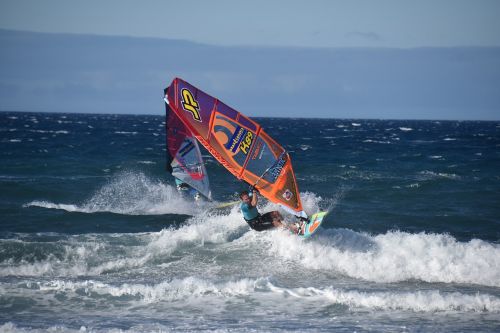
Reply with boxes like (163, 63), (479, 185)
(1, 111), (499, 332)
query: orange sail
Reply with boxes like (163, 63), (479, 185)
(164, 78), (306, 217)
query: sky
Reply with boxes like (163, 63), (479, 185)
(1, 0), (500, 120)
(1, 0), (500, 48)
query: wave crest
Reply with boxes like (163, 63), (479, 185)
(271, 229), (500, 287)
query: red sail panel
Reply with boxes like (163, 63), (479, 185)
(165, 101), (212, 200)
(165, 103), (189, 167)
(165, 78), (304, 214)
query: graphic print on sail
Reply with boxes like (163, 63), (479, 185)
(164, 78), (306, 218)
(165, 100), (212, 200)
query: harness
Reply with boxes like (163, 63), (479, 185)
(244, 213), (262, 224)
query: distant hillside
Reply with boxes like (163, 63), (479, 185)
(1, 29), (499, 119)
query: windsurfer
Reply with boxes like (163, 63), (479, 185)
(239, 189), (302, 234)
(175, 177), (201, 201)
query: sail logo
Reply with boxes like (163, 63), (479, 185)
(179, 140), (195, 157)
(269, 155), (286, 181)
(239, 131), (253, 154)
(213, 114), (254, 157)
(227, 126), (246, 153)
(251, 140), (264, 160)
(181, 88), (202, 122)
(282, 189), (293, 201)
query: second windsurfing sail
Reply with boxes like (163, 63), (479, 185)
(165, 100), (212, 200)
(164, 78), (306, 218)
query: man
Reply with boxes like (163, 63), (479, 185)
(239, 188), (302, 234)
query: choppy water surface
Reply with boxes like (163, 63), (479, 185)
(1, 112), (499, 332)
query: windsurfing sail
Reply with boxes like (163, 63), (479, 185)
(165, 99), (212, 200)
(164, 78), (306, 218)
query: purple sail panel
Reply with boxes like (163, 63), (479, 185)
(237, 114), (258, 132)
(216, 101), (239, 121)
(175, 80), (216, 140)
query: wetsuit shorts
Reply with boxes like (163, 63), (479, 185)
(246, 212), (275, 231)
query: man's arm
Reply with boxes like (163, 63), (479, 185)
(251, 189), (258, 206)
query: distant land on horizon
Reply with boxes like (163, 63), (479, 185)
(2, 109), (499, 123)
(1, 29), (499, 120)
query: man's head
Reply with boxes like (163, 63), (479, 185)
(239, 190), (251, 204)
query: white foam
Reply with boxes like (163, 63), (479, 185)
(309, 287), (500, 312)
(114, 131), (138, 135)
(419, 170), (460, 180)
(167, 191), (322, 248)
(24, 201), (80, 212)
(0, 322), (54, 333)
(14, 190), (325, 278)
(29, 130), (69, 134)
(14, 199), (247, 277)
(363, 139), (391, 144)
(142, 207), (245, 264)
(271, 229), (500, 287)
(399, 127), (413, 131)
(34, 277), (256, 303)
(24, 277), (500, 312)
(17, 184), (500, 290)
(25, 171), (203, 216)
(0, 232), (159, 277)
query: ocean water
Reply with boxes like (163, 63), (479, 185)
(0, 111), (499, 332)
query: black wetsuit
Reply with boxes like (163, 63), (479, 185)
(245, 212), (275, 231)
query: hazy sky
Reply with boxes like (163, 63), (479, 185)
(1, 1), (500, 120)
(1, 0), (500, 48)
